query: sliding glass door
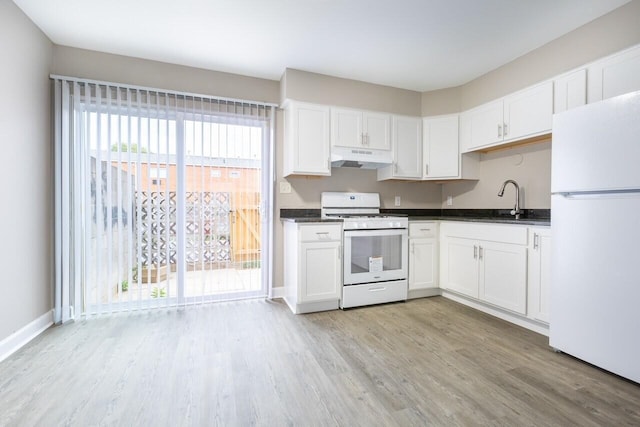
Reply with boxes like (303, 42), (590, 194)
(53, 79), (274, 320)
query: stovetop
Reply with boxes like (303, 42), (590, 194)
(325, 214), (407, 219)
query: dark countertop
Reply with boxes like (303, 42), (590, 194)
(408, 216), (550, 226)
(280, 208), (550, 226)
(280, 217), (342, 223)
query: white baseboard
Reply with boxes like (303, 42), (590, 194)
(408, 288), (441, 299)
(270, 286), (285, 299)
(441, 291), (550, 336)
(0, 310), (54, 363)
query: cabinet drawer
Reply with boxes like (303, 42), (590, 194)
(299, 224), (342, 242)
(409, 222), (438, 237)
(342, 280), (408, 308)
(440, 222), (527, 245)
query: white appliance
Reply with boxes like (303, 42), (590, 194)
(330, 146), (393, 169)
(321, 192), (408, 308)
(550, 90), (640, 383)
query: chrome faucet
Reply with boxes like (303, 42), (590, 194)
(498, 179), (521, 219)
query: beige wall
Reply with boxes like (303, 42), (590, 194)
(282, 68), (422, 115)
(0, 2), (53, 341)
(443, 141), (551, 209)
(52, 46), (280, 104)
(421, 87), (461, 117)
(458, 0), (640, 111)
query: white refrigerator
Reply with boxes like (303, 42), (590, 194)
(550, 90), (640, 383)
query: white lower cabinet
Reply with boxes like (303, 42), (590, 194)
(408, 222), (438, 297)
(527, 227), (552, 323)
(442, 236), (479, 298)
(478, 241), (527, 315)
(283, 222), (342, 314)
(440, 222), (528, 315)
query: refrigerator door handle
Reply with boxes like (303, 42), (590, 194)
(553, 189), (640, 199)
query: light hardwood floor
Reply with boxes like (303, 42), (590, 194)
(1, 296), (639, 426)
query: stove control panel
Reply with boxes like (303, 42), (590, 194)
(343, 218), (408, 230)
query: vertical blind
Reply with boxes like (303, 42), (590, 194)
(53, 76), (275, 323)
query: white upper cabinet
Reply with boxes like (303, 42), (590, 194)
(503, 81), (553, 141)
(331, 108), (362, 148)
(331, 107), (391, 150)
(283, 101), (331, 177)
(464, 100), (504, 151)
(423, 114), (459, 179)
(363, 111), (392, 150)
(588, 44), (640, 103)
(462, 81), (553, 152)
(378, 115), (422, 180)
(554, 69), (587, 113)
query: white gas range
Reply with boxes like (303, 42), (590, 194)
(321, 192), (408, 309)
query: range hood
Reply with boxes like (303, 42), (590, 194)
(330, 146), (393, 169)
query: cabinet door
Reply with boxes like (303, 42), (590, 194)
(331, 108), (363, 148)
(423, 114), (459, 179)
(503, 81), (552, 141)
(409, 238), (438, 290)
(479, 241), (527, 315)
(467, 99), (504, 150)
(285, 102), (331, 176)
(300, 241), (341, 303)
(392, 115), (422, 178)
(588, 45), (640, 103)
(554, 69), (587, 114)
(363, 111), (391, 150)
(442, 237), (478, 298)
(528, 228), (551, 323)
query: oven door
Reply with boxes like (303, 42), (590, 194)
(343, 228), (408, 285)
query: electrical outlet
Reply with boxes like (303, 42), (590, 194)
(447, 196), (453, 206)
(394, 196), (401, 207)
(279, 182), (292, 194)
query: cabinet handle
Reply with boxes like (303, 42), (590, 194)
(425, 163), (429, 175)
(533, 233), (539, 250)
(338, 246), (342, 260)
(420, 228), (431, 232)
(474, 245), (478, 259)
(327, 158), (330, 169)
(365, 133), (370, 146)
(394, 163), (398, 174)
(498, 124), (502, 138)
(503, 123), (508, 136)
(316, 232), (329, 240)
(479, 246), (483, 260)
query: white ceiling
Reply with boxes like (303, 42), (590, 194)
(13, 0), (631, 92)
